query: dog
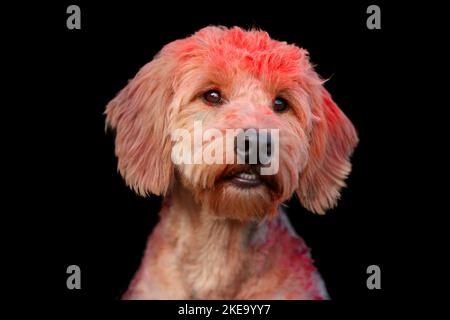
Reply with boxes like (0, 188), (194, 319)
(105, 26), (358, 299)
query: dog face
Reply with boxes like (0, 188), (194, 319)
(105, 26), (358, 220)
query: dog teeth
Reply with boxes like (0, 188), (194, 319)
(237, 173), (257, 180)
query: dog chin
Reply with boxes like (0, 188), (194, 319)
(201, 166), (282, 221)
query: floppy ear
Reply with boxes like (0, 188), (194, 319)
(297, 87), (358, 214)
(105, 52), (176, 196)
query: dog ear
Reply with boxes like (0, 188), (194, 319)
(296, 87), (358, 214)
(105, 52), (176, 196)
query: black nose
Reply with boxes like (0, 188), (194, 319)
(235, 129), (272, 164)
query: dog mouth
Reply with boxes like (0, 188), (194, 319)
(222, 165), (275, 189)
(229, 171), (262, 188)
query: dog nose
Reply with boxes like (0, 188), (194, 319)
(235, 129), (272, 164)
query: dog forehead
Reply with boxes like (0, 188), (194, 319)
(171, 27), (311, 81)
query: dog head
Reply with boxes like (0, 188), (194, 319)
(105, 26), (358, 220)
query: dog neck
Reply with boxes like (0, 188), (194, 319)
(159, 182), (268, 299)
(126, 182), (326, 300)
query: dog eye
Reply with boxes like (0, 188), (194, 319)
(273, 97), (289, 112)
(203, 90), (223, 105)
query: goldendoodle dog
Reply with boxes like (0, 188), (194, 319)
(105, 26), (358, 299)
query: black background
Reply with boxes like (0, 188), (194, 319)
(12, 0), (425, 314)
